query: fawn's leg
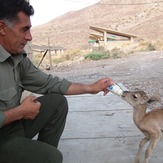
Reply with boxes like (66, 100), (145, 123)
(135, 137), (149, 163)
(143, 131), (161, 163)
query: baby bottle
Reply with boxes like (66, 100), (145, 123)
(108, 83), (124, 96)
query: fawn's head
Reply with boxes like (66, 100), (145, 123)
(122, 90), (160, 107)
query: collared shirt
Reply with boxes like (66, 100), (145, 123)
(0, 45), (72, 127)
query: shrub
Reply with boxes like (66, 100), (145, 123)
(110, 48), (122, 58)
(84, 47), (123, 60)
(84, 49), (112, 60)
(147, 43), (156, 51)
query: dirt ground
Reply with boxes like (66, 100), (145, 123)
(48, 51), (163, 105)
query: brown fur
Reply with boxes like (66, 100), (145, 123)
(122, 90), (162, 163)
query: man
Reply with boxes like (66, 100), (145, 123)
(0, 0), (114, 162)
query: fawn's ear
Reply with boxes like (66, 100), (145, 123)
(147, 94), (161, 104)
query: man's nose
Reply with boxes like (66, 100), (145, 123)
(25, 31), (32, 41)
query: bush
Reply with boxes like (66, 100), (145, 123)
(84, 50), (110, 60)
(110, 48), (122, 58)
(84, 47), (123, 60)
(147, 43), (156, 51)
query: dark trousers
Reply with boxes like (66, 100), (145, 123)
(0, 94), (68, 163)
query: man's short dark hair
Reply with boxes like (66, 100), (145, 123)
(0, 0), (34, 23)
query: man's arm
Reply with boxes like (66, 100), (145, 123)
(1, 96), (41, 127)
(66, 78), (114, 96)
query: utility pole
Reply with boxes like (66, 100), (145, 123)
(48, 37), (53, 70)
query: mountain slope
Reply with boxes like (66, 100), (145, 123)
(31, 0), (163, 50)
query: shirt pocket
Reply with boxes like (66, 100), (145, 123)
(0, 87), (17, 110)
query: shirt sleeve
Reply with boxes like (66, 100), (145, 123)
(0, 111), (5, 128)
(20, 57), (72, 95)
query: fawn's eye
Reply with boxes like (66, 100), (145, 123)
(132, 94), (137, 99)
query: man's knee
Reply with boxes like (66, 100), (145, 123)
(44, 93), (68, 115)
(38, 94), (68, 109)
(50, 94), (68, 106)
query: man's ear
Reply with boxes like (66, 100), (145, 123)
(0, 20), (6, 35)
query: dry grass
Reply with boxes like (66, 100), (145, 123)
(31, 39), (163, 68)
(32, 49), (88, 68)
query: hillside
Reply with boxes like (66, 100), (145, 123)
(31, 0), (163, 50)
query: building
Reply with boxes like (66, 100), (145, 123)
(89, 25), (137, 50)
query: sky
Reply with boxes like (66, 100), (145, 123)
(30, 0), (100, 27)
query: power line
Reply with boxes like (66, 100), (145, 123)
(65, 0), (163, 6)
(98, 1), (163, 5)
(65, 0), (99, 5)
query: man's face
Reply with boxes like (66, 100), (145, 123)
(0, 12), (32, 55)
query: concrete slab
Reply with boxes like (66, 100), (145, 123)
(58, 93), (163, 163)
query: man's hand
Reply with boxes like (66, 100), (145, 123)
(90, 78), (114, 95)
(20, 96), (41, 119)
(3, 96), (41, 127)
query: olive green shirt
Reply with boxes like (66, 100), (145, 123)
(0, 45), (72, 128)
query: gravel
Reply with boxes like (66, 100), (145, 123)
(46, 51), (163, 107)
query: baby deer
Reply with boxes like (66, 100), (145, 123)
(122, 90), (162, 163)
